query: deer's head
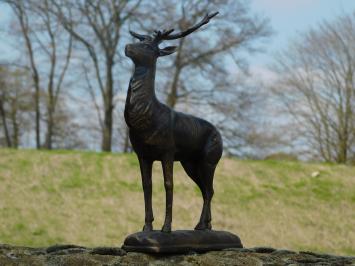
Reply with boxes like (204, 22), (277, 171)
(125, 12), (218, 67)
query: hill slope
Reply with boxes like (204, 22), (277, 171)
(0, 149), (354, 255)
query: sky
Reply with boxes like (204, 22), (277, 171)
(1, 1), (355, 72)
(0, 1), (354, 151)
(250, 0), (355, 66)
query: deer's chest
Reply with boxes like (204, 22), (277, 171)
(129, 118), (172, 144)
(124, 86), (154, 130)
(129, 126), (174, 159)
(129, 108), (173, 150)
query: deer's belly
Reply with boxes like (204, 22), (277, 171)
(129, 129), (202, 161)
(131, 145), (200, 162)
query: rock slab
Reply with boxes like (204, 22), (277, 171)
(1, 244), (355, 265)
(122, 230), (243, 253)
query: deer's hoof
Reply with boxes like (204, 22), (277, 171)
(194, 222), (212, 230)
(161, 223), (171, 233)
(143, 223), (153, 232)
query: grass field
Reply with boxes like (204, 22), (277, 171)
(0, 149), (354, 255)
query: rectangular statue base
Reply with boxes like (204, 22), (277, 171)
(122, 230), (243, 254)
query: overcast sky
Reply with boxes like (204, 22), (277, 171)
(250, 0), (355, 65)
(0, 1), (354, 69)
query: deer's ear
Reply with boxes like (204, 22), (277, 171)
(159, 46), (177, 57)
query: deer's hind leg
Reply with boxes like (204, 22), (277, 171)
(181, 160), (216, 230)
(195, 161), (216, 230)
(182, 131), (222, 230)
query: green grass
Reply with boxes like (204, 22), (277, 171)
(0, 149), (354, 255)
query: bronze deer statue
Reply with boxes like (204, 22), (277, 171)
(124, 12), (222, 233)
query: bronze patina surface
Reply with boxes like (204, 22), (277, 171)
(124, 12), (221, 233)
(123, 230), (243, 254)
(124, 12), (242, 253)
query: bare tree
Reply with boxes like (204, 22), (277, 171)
(0, 66), (32, 148)
(210, 78), (264, 157)
(139, 0), (271, 109)
(271, 12), (355, 163)
(2, 0), (271, 154)
(6, 0), (73, 149)
(0, 67), (12, 147)
(50, 95), (87, 150)
(5, 0), (41, 148)
(133, 0), (271, 156)
(50, 0), (142, 152)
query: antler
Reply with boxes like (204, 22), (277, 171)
(154, 12), (219, 42)
(129, 30), (151, 41)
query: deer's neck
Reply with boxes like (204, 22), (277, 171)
(125, 65), (157, 129)
(128, 65), (157, 105)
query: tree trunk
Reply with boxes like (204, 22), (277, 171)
(336, 127), (348, 163)
(102, 107), (113, 152)
(45, 106), (54, 150)
(44, 81), (55, 150)
(0, 97), (12, 147)
(16, 3), (41, 149)
(35, 85), (41, 149)
(166, 38), (184, 108)
(10, 100), (18, 149)
(123, 126), (131, 153)
(101, 59), (114, 152)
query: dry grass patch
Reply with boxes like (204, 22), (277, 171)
(0, 149), (354, 255)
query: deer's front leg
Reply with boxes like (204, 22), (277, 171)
(138, 157), (154, 231)
(161, 157), (174, 233)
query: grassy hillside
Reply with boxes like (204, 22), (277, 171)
(0, 149), (354, 255)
